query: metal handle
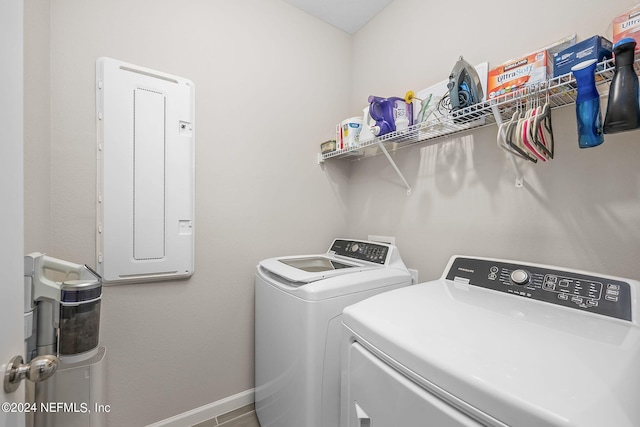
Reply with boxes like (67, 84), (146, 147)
(4, 355), (58, 393)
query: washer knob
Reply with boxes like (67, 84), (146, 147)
(511, 269), (530, 285)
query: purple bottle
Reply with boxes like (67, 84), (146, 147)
(368, 96), (413, 136)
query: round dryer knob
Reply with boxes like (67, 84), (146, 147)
(511, 269), (530, 285)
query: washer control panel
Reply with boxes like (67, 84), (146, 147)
(330, 240), (389, 264)
(445, 257), (633, 321)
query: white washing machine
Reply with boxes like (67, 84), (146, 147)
(341, 255), (640, 427)
(255, 238), (413, 427)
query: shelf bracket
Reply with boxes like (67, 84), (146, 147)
(491, 105), (524, 188)
(376, 141), (412, 195)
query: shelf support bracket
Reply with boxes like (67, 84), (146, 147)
(491, 105), (524, 188)
(376, 141), (412, 195)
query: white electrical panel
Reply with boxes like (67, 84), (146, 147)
(96, 57), (195, 284)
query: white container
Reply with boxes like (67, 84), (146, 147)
(340, 117), (363, 148)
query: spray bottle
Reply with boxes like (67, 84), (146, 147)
(571, 59), (604, 148)
(604, 38), (640, 133)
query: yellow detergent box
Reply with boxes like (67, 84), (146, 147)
(612, 7), (640, 52)
(487, 51), (549, 99)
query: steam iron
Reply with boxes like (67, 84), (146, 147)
(447, 56), (484, 111)
(368, 95), (413, 137)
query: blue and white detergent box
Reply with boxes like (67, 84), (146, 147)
(553, 36), (613, 78)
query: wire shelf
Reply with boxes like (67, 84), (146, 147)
(319, 57), (625, 163)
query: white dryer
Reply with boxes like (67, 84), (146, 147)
(341, 256), (640, 427)
(255, 239), (413, 427)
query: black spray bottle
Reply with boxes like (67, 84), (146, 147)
(604, 37), (640, 133)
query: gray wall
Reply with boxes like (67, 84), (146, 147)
(24, 0), (51, 254)
(347, 0), (640, 280)
(25, 0), (350, 425)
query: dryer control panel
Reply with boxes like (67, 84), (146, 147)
(330, 240), (390, 265)
(445, 257), (633, 321)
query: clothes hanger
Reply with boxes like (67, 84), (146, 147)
(512, 92), (539, 162)
(521, 87), (547, 161)
(532, 86), (555, 159)
(498, 98), (537, 162)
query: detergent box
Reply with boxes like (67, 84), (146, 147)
(487, 35), (576, 99)
(553, 36), (613, 78)
(487, 51), (549, 99)
(612, 6), (640, 53)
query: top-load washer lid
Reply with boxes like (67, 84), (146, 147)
(260, 254), (375, 284)
(343, 256), (640, 427)
(278, 256), (355, 272)
(258, 238), (401, 284)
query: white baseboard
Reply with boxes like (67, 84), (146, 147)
(146, 388), (255, 427)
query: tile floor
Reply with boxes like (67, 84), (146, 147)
(191, 403), (261, 427)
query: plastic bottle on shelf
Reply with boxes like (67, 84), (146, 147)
(604, 38), (640, 134)
(571, 59), (604, 148)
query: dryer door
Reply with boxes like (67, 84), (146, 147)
(345, 342), (484, 427)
